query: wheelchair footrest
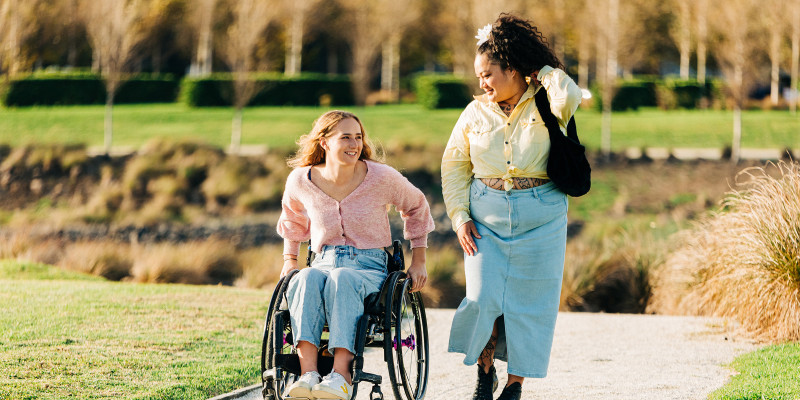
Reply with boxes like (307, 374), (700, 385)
(354, 370), (382, 385)
(370, 384), (384, 400)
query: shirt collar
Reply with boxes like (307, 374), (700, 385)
(473, 82), (539, 105)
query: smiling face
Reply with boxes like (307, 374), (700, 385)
(320, 117), (363, 166)
(474, 53), (521, 103)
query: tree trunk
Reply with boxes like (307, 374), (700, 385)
(600, 0), (618, 159)
(578, 28), (590, 90)
(381, 34), (400, 102)
(104, 93), (115, 155)
(678, 0), (691, 80)
(791, 7), (800, 114)
(770, 28), (781, 106)
(732, 105), (741, 163)
(195, 0), (215, 76)
(284, 9), (304, 76)
(230, 107), (243, 154)
(695, 0), (708, 85)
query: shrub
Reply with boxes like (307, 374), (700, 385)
(652, 161), (800, 342)
(592, 78), (658, 111)
(180, 73), (354, 107)
(561, 226), (663, 313)
(1, 72), (179, 106)
(59, 242), (133, 281)
(413, 74), (473, 109)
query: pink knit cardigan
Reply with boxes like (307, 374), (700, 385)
(277, 160), (435, 255)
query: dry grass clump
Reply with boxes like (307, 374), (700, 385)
(419, 245), (465, 308)
(58, 242), (133, 281)
(130, 241), (242, 285)
(561, 223), (665, 313)
(651, 161), (800, 342)
(0, 143), (88, 175)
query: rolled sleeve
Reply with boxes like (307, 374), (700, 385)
(276, 191), (310, 255)
(441, 107), (475, 232)
(389, 169), (435, 248)
(538, 66), (582, 129)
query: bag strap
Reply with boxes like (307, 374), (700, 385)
(534, 88), (580, 143)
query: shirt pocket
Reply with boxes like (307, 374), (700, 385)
(519, 109), (550, 145)
(467, 121), (495, 156)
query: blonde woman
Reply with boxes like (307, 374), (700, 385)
(443, 14), (583, 400)
(277, 110), (435, 400)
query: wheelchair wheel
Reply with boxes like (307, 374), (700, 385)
(261, 270), (300, 400)
(385, 276), (429, 400)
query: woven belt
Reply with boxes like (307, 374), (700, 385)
(480, 177), (550, 190)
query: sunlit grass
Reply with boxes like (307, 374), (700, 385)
(1, 104), (798, 151)
(0, 262), (269, 400)
(710, 343), (800, 400)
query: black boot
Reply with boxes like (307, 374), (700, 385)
(496, 382), (522, 400)
(471, 364), (498, 400)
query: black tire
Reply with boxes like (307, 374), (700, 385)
(385, 276), (429, 400)
(262, 270), (299, 400)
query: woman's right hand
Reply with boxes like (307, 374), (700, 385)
(457, 221), (481, 256)
(280, 259), (299, 278)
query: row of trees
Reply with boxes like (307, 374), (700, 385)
(1, 0), (799, 159)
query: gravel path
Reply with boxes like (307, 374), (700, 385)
(240, 309), (758, 400)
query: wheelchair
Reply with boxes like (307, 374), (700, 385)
(261, 241), (430, 400)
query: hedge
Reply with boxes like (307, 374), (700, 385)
(1, 73), (179, 106)
(413, 74), (473, 109)
(592, 77), (724, 111)
(179, 73), (354, 107)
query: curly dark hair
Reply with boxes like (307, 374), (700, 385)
(477, 13), (563, 76)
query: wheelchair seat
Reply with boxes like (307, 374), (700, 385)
(260, 240), (429, 400)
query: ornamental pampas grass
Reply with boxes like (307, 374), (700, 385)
(651, 161), (800, 342)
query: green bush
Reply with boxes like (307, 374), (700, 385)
(656, 79), (709, 109)
(1, 72), (179, 106)
(592, 78), (658, 111)
(179, 73), (355, 107)
(413, 74), (473, 109)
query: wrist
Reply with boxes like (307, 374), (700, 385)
(283, 255), (298, 261)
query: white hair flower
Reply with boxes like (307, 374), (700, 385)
(475, 23), (492, 46)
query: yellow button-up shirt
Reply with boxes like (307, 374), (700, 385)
(441, 66), (582, 231)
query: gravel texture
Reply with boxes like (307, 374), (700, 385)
(241, 309), (758, 400)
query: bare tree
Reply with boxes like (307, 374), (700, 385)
(339, 0), (420, 105)
(694, 0), (709, 85)
(763, 0), (789, 106)
(670, 0), (692, 79)
(709, 0), (762, 163)
(187, 0), (217, 76)
(0, 0), (39, 77)
(83, 0), (150, 154)
(283, 0), (319, 76)
(791, 2), (800, 114)
(218, 0), (278, 153)
(596, 0), (619, 158)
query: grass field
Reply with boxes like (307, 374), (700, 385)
(710, 343), (800, 400)
(1, 104), (799, 151)
(0, 260), (266, 400)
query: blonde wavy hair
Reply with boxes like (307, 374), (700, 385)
(287, 110), (379, 168)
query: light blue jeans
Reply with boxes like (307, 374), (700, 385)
(286, 245), (388, 355)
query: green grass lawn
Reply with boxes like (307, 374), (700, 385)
(711, 342), (800, 400)
(0, 260), (267, 400)
(1, 104), (798, 151)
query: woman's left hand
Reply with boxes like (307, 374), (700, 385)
(406, 247), (427, 293)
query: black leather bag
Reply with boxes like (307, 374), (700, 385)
(534, 88), (591, 197)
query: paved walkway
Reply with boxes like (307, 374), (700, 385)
(236, 309), (757, 400)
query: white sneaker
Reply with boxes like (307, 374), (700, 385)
(284, 371), (321, 399)
(311, 371), (353, 400)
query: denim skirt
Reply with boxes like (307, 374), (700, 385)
(448, 179), (568, 378)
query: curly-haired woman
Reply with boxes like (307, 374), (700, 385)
(278, 110), (435, 400)
(443, 14), (583, 400)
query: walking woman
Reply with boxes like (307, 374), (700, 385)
(443, 14), (582, 400)
(278, 110), (435, 400)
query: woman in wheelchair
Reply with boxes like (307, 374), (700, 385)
(276, 110), (435, 400)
